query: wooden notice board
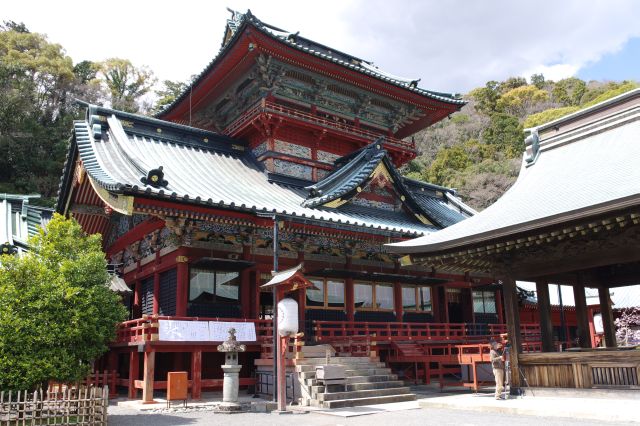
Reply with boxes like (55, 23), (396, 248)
(167, 371), (188, 406)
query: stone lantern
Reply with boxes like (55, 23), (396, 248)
(217, 328), (246, 409)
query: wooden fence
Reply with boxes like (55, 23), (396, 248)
(0, 386), (108, 425)
(49, 371), (118, 399)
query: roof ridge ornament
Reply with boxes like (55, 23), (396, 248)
(524, 129), (540, 165)
(141, 166), (169, 188)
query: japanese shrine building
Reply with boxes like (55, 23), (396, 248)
(55, 10), (582, 400)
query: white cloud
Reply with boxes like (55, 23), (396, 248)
(4, 0), (640, 93)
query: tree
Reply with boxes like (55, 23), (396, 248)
(469, 80), (501, 115)
(482, 113), (524, 157)
(426, 144), (471, 185)
(530, 73), (545, 89)
(153, 79), (190, 114)
(0, 214), (127, 390)
(615, 307), (640, 346)
(552, 77), (586, 106)
(497, 85), (549, 117)
(0, 27), (76, 199)
(98, 58), (156, 113)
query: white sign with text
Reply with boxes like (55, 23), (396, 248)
(158, 320), (257, 342)
(209, 321), (257, 342)
(158, 320), (210, 341)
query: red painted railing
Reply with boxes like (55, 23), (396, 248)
(313, 320), (541, 344)
(224, 99), (416, 152)
(115, 315), (272, 345)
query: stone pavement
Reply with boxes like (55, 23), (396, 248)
(109, 387), (640, 424)
(415, 386), (640, 424)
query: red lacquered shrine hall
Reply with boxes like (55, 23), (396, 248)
(57, 10), (538, 401)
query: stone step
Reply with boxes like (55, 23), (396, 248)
(310, 380), (407, 394)
(346, 374), (398, 383)
(295, 357), (380, 366)
(295, 362), (385, 373)
(317, 386), (413, 402)
(301, 344), (335, 358)
(321, 393), (416, 409)
(305, 374), (398, 387)
(299, 368), (391, 380)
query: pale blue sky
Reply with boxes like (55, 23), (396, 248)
(3, 0), (640, 93)
(577, 37), (640, 83)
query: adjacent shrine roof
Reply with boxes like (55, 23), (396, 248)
(57, 104), (471, 237)
(388, 88), (640, 254)
(159, 9), (465, 118)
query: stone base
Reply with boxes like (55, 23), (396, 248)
(215, 402), (242, 413)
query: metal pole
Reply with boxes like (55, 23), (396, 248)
(272, 215), (279, 402)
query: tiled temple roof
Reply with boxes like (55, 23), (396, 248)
(58, 105), (471, 237)
(158, 10), (465, 118)
(388, 89), (640, 253)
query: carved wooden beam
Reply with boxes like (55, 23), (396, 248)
(70, 204), (108, 217)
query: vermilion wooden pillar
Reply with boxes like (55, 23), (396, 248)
(254, 271), (262, 319)
(107, 350), (118, 373)
(535, 280), (554, 352)
(345, 257), (354, 322)
(241, 245), (252, 318)
(175, 255), (189, 317)
(393, 283), (402, 321)
(142, 350), (156, 403)
(128, 351), (139, 399)
(431, 286), (440, 321)
(191, 350), (202, 400)
(152, 272), (160, 315)
(345, 278), (355, 322)
(133, 280), (142, 319)
(495, 289), (504, 324)
(462, 287), (473, 323)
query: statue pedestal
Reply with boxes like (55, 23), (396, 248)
(221, 364), (242, 404)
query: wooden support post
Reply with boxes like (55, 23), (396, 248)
(535, 280), (554, 352)
(495, 289), (504, 324)
(241, 245), (252, 318)
(175, 255), (189, 317)
(598, 287), (617, 348)
(142, 351), (156, 404)
(501, 277), (522, 393)
(394, 282), (403, 322)
(346, 277), (355, 322)
(191, 350), (202, 400)
(573, 278), (591, 349)
(107, 350), (118, 373)
(133, 281), (142, 319)
(152, 272), (160, 315)
(432, 286), (440, 321)
(424, 362), (430, 385)
(128, 351), (139, 399)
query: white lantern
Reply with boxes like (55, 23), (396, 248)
(277, 298), (299, 336)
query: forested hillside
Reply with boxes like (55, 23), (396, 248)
(0, 22), (177, 205)
(1, 21), (637, 209)
(405, 77), (639, 209)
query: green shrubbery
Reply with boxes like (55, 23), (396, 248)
(0, 215), (126, 391)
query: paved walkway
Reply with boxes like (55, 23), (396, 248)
(109, 387), (640, 424)
(415, 387), (640, 424)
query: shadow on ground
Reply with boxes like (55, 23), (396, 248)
(108, 413), (199, 425)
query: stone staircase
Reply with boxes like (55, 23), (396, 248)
(295, 346), (416, 408)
